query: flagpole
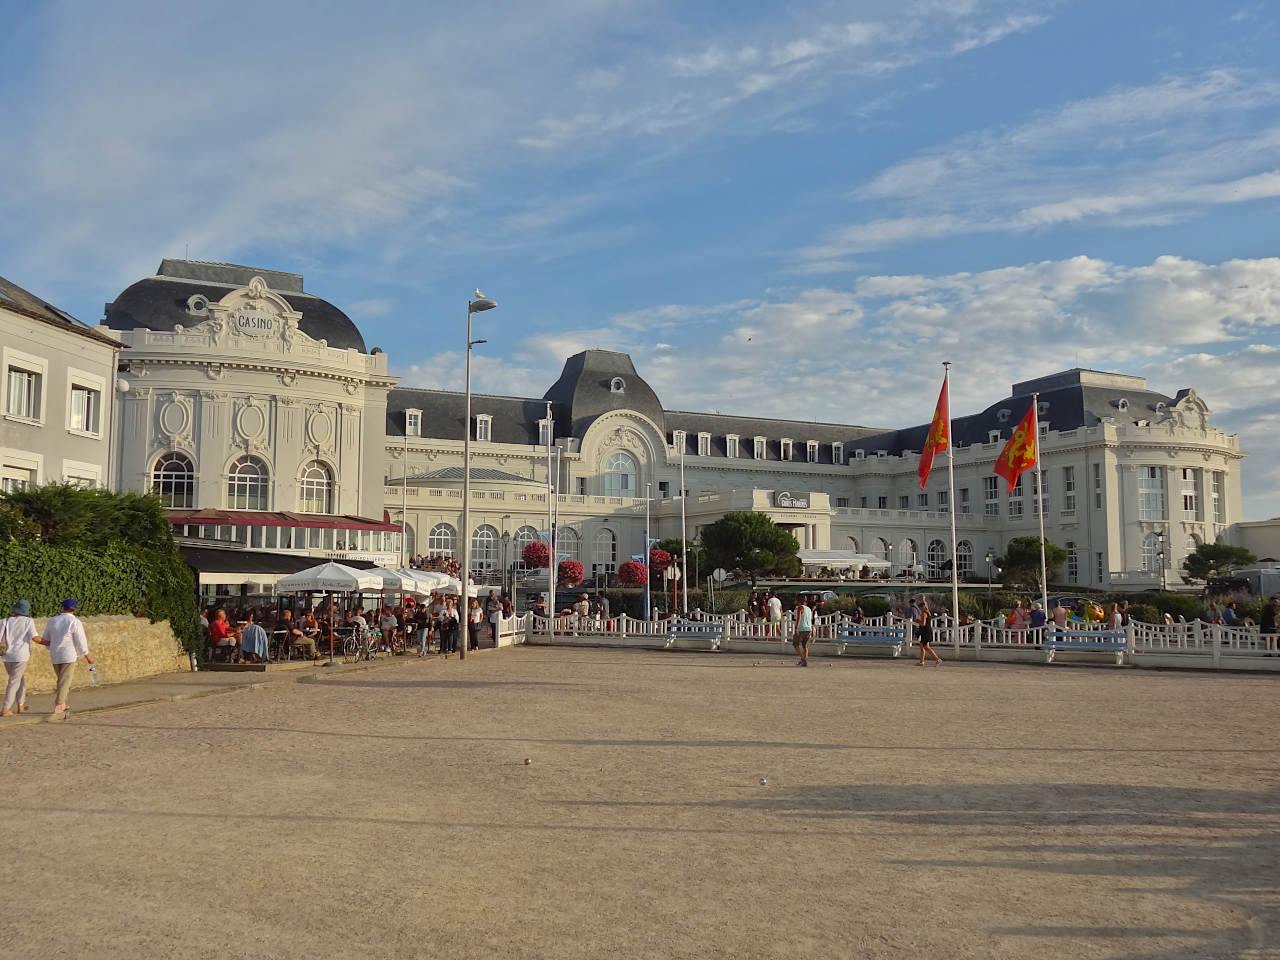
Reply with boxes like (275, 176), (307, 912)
(1032, 392), (1049, 614)
(944, 362), (960, 644)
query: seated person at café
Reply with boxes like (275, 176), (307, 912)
(238, 610), (270, 664)
(208, 609), (238, 661)
(280, 608), (316, 659)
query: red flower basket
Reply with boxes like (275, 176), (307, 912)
(648, 548), (672, 574)
(558, 560), (584, 587)
(522, 540), (551, 569)
(618, 560), (648, 585)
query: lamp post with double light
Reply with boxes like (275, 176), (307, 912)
(459, 291), (497, 661)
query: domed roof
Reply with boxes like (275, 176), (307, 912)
(543, 350), (666, 438)
(103, 259), (366, 353)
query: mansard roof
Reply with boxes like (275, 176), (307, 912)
(851, 368), (1180, 457)
(542, 350), (667, 438)
(0, 274), (122, 347)
(103, 259), (366, 353)
(387, 386), (568, 445)
(665, 411), (884, 463)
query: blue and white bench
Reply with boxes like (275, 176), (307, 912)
(1043, 630), (1129, 665)
(666, 621), (723, 651)
(834, 625), (909, 657)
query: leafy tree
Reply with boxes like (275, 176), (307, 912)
(0, 503), (36, 542)
(654, 537), (706, 571)
(700, 511), (800, 587)
(1183, 542), (1255, 580)
(0, 483), (93, 545)
(994, 535), (1067, 593)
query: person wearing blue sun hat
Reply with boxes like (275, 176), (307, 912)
(33, 599), (94, 718)
(2, 599), (41, 716)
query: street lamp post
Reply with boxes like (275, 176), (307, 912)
(985, 549), (996, 608)
(501, 530), (511, 596)
(459, 291), (498, 661)
(643, 481), (652, 621)
(1157, 529), (1168, 593)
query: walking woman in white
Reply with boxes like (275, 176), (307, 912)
(1, 599), (40, 716)
(33, 598), (94, 718)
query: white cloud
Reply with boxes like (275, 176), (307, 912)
(803, 72), (1280, 262)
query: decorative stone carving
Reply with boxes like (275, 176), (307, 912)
(235, 397), (268, 444)
(279, 370), (297, 387)
(307, 408), (334, 448)
(205, 363), (225, 380)
(344, 380), (359, 396)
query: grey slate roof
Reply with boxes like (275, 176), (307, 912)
(665, 411), (884, 463)
(103, 260), (366, 353)
(388, 386), (567, 444)
(407, 466), (542, 484)
(542, 350), (667, 439)
(0, 275), (121, 347)
(851, 368), (1179, 457)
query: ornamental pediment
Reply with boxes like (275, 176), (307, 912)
(172, 277), (317, 353)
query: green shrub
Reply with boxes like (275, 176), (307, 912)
(1127, 603), (1160, 624)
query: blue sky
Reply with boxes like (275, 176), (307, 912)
(3, 1), (1280, 516)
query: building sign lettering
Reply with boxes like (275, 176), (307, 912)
(774, 491), (809, 509)
(230, 306), (277, 338)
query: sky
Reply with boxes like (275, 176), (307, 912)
(2, 0), (1279, 517)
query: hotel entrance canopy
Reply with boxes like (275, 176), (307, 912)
(796, 549), (890, 569)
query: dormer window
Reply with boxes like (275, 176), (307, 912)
(753, 436), (766, 459)
(726, 434), (739, 458)
(996, 409), (1011, 424)
(780, 438), (793, 460)
(610, 377), (626, 394)
(806, 440), (818, 463)
(989, 430), (1001, 443)
(832, 442), (844, 465)
(697, 432), (710, 457)
(474, 415), (492, 442)
(405, 408), (422, 438)
(854, 449), (866, 460)
(876, 450), (887, 459)
(1115, 398), (1129, 411)
(538, 418), (553, 447)
(672, 429), (686, 452)
(1037, 401), (1049, 416)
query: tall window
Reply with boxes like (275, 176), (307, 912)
(754, 437), (766, 459)
(726, 435), (739, 458)
(603, 452), (637, 497)
(958, 488), (970, 514)
(428, 522), (456, 557)
(956, 541), (974, 577)
(697, 433), (710, 456)
(1141, 532), (1162, 573)
(1096, 551), (1104, 583)
(1093, 462), (1104, 508)
(832, 442), (844, 465)
(918, 493), (929, 509)
(227, 456), (269, 510)
(1212, 471), (1225, 523)
(848, 536), (860, 553)
(1062, 465), (1076, 511)
(984, 476), (999, 516)
(6, 366), (41, 420)
(1031, 472), (1047, 517)
(539, 418), (553, 447)
(593, 528), (617, 573)
(557, 527), (579, 561)
(875, 538), (890, 562)
(877, 495), (888, 509)
(1066, 541), (1079, 584)
(298, 460), (333, 514)
(672, 430), (686, 452)
(806, 441), (818, 463)
(1138, 466), (1166, 520)
(899, 539), (917, 567)
(1008, 476), (1024, 518)
(475, 415), (492, 442)
(926, 539), (947, 579)
(512, 525), (538, 573)
(69, 385), (101, 434)
(937, 490), (949, 513)
(780, 439), (793, 460)
(152, 453), (195, 508)
(471, 525), (499, 575)
(1182, 468), (1200, 519)
(898, 495), (910, 509)
(405, 409), (421, 437)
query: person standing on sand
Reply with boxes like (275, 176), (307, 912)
(1, 599), (40, 716)
(792, 596), (813, 666)
(912, 595), (942, 666)
(34, 599), (94, 717)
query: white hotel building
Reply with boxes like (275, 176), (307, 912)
(4, 260), (1245, 593)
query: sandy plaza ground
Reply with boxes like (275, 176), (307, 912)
(0, 646), (1277, 959)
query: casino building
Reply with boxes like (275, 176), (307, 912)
(84, 259), (1244, 595)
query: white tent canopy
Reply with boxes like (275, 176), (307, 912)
(275, 562), (384, 593)
(364, 567), (422, 593)
(796, 549), (891, 569)
(392, 568), (453, 593)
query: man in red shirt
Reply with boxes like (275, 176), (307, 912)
(207, 609), (238, 662)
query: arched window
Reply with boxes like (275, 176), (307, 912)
(512, 524), (539, 573)
(594, 527), (617, 573)
(298, 460), (333, 514)
(848, 536), (860, 553)
(1141, 532), (1162, 573)
(956, 541), (974, 577)
(557, 527), (580, 562)
(227, 456), (269, 510)
(152, 453), (194, 508)
(926, 539), (947, 579)
(875, 538), (890, 562)
(899, 538), (918, 567)
(471, 524), (499, 576)
(603, 452), (637, 498)
(428, 522), (456, 557)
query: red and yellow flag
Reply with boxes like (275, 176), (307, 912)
(994, 401), (1037, 492)
(918, 374), (950, 489)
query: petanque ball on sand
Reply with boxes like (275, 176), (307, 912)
(524, 758), (532, 765)
(759, 777), (767, 785)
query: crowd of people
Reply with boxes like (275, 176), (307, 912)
(200, 589), (521, 663)
(407, 555), (463, 578)
(1, 598), (95, 719)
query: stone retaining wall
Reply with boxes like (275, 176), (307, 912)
(13, 615), (188, 694)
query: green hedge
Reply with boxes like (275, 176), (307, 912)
(0, 540), (200, 656)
